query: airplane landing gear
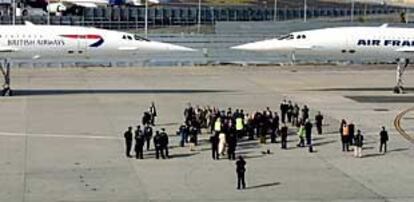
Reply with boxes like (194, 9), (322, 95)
(290, 51), (296, 65)
(394, 58), (409, 94)
(0, 59), (12, 96)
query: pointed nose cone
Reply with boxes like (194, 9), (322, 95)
(231, 40), (274, 52)
(149, 41), (196, 52)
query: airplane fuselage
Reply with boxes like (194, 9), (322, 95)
(0, 25), (191, 60)
(234, 27), (414, 61)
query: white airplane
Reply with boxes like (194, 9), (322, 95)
(231, 24), (413, 93)
(0, 22), (195, 96)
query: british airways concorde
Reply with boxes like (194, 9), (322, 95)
(232, 24), (412, 94)
(0, 22), (195, 96)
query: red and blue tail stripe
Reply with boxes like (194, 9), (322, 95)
(60, 34), (104, 47)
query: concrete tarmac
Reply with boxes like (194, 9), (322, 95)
(1, 65), (414, 202)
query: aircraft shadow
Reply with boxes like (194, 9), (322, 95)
(12, 89), (235, 96)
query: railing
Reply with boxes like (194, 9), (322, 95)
(0, 6), (403, 29)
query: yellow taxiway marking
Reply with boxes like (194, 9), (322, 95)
(394, 107), (414, 144)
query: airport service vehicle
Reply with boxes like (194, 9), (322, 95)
(232, 24), (413, 93)
(353, 0), (414, 8)
(46, 0), (108, 14)
(0, 22), (194, 96)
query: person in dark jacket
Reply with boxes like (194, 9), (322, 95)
(134, 130), (145, 159)
(153, 131), (163, 159)
(143, 125), (153, 151)
(354, 130), (364, 158)
(287, 100), (293, 123)
(304, 119), (313, 153)
(280, 100), (288, 123)
(301, 105), (309, 121)
(236, 156), (246, 189)
(160, 128), (169, 159)
(149, 102), (157, 126)
(210, 134), (220, 160)
(315, 112), (324, 135)
(348, 122), (355, 146)
(123, 127), (133, 158)
(142, 111), (151, 126)
(379, 126), (389, 154)
(179, 124), (188, 147)
(280, 123), (288, 149)
(270, 112), (280, 143)
(227, 133), (237, 160)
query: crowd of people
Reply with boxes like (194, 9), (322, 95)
(123, 101), (391, 160)
(122, 100), (391, 188)
(178, 100), (324, 159)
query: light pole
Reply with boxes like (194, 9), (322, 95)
(197, 0), (201, 33)
(12, 0), (15, 25)
(273, 0), (277, 21)
(351, 0), (355, 22)
(304, 0), (307, 22)
(145, 0), (148, 38)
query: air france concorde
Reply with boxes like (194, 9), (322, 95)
(232, 24), (413, 93)
(0, 22), (195, 96)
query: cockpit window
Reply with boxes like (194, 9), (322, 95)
(127, 35), (133, 40)
(277, 34), (294, 40)
(134, 34), (150, 41)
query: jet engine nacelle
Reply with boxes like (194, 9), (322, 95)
(46, 3), (67, 13)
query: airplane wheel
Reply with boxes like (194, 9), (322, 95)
(393, 86), (404, 94)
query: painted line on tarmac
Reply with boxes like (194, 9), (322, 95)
(0, 131), (120, 140)
(394, 107), (414, 144)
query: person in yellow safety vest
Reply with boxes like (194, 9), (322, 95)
(214, 117), (222, 135)
(236, 117), (244, 139)
(296, 124), (305, 147)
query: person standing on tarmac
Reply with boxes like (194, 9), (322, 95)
(134, 130), (145, 159)
(301, 105), (310, 122)
(304, 119), (313, 152)
(210, 133), (220, 160)
(297, 123), (305, 147)
(179, 124), (188, 147)
(340, 120), (350, 152)
(149, 102), (157, 126)
(292, 104), (300, 126)
(379, 126), (389, 154)
(143, 125), (153, 151)
(123, 127), (133, 158)
(354, 130), (364, 158)
(315, 112), (324, 135)
(235, 115), (244, 139)
(160, 128), (169, 159)
(227, 133), (237, 160)
(287, 100), (293, 123)
(236, 156), (247, 190)
(280, 100), (288, 123)
(153, 131), (163, 159)
(348, 122), (355, 146)
(280, 123), (288, 149)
